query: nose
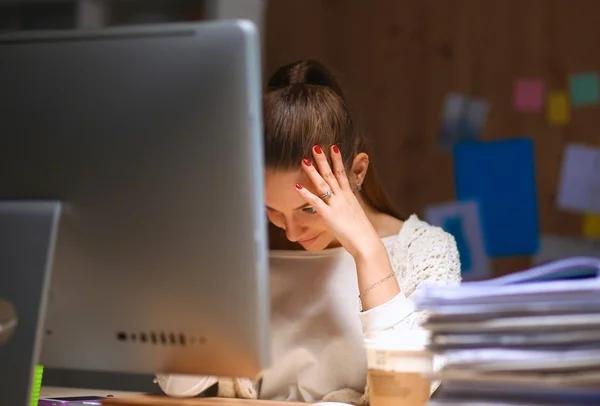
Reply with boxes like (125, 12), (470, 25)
(285, 219), (307, 242)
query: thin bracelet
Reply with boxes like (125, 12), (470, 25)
(358, 271), (396, 300)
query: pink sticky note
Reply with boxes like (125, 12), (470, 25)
(513, 78), (545, 112)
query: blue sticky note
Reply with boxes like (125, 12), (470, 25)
(569, 73), (599, 106)
(453, 138), (539, 257)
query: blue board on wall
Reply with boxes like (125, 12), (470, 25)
(453, 138), (540, 257)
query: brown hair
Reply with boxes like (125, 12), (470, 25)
(264, 60), (401, 222)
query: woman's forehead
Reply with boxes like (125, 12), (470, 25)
(264, 170), (315, 210)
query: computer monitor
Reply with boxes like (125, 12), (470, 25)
(0, 19), (270, 404)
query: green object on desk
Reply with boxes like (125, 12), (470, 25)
(31, 365), (43, 406)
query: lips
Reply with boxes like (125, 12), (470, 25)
(298, 234), (320, 245)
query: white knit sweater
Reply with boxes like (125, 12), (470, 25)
(157, 214), (461, 404)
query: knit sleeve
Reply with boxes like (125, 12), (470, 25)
(391, 216), (461, 326)
(358, 216), (461, 333)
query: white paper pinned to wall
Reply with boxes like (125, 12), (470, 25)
(533, 234), (600, 265)
(424, 200), (490, 281)
(590, 174), (600, 213)
(557, 143), (600, 214)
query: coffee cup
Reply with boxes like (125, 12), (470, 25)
(364, 330), (433, 406)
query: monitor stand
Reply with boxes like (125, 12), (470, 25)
(0, 201), (61, 406)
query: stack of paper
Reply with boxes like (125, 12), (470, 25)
(414, 257), (600, 406)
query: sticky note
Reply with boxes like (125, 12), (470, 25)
(453, 138), (539, 257)
(569, 73), (599, 106)
(513, 78), (544, 112)
(583, 214), (600, 237)
(557, 143), (600, 214)
(424, 201), (490, 281)
(546, 91), (570, 126)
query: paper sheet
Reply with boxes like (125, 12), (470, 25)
(453, 138), (539, 257)
(513, 78), (544, 112)
(415, 256), (600, 312)
(546, 91), (570, 126)
(591, 175), (600, 213)
(436, 380), (600, 404)
(461, 97), (490, 140)
(439, 93), (489, 148)
(533, 234), (600, 265)
(557, 143), (600, 214)
(442, 347), (600, 371)
(570, 72), (599, 107)
(424, 201), (490, 281)
(439, 93), (468, 148)
(584, 214), (600, 238)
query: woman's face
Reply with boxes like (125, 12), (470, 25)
(264, 169), (337, 251)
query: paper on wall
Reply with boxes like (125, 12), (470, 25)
(584, 214), (600, 238)
(424, 200), (490, 281)
(453, 138), (539, 257)
(533, 234), (600, 265)
(569, 72), (600, 107)
(557, 143), (600, 214)
(513, 78), (544, 112)
(546, 91), (571, 126)
(439, 93), (489, 148)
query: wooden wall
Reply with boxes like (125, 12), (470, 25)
(264, 0), (600, 276)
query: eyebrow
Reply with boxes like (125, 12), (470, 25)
(265, 202), (311, 212)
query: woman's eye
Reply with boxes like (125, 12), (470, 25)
(302, 207), (317, 214)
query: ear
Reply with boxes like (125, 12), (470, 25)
(350, 152), (369, 186)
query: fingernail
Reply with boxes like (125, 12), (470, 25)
(314, 145), (323, 154)
(333, 145), (339, 154)
(295, 184), (303, 190)
(302, 158), (312, 166)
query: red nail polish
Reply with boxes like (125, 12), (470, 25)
(333, 145), (339, 154)
(302, 158), (312, 166)
(314, 145), (323, 154)
(295, 183), (303, 190)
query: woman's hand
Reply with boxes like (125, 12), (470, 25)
(294, 145), (383, 260)
(296, 144), (401, 310)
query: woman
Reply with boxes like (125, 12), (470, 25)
(156, 60), (461, 404)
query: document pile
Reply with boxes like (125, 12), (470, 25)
(415, 256), (600, 406)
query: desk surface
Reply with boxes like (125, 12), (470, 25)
(103, 396), (305, 405)
(41, 386), (142, 399)
(41, 388), (305, 406)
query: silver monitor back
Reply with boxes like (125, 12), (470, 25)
(0, 20), (270, 379)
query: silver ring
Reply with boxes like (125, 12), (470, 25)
(319, 189), (334, 199)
